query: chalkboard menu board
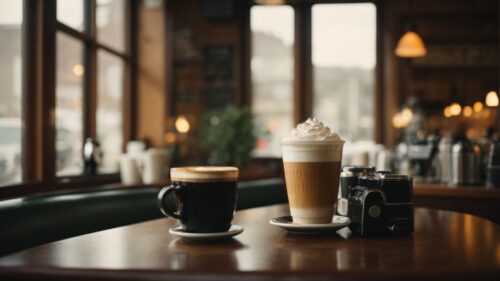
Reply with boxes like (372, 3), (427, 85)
(203, 45), (235, 111)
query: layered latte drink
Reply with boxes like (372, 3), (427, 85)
(281, 118), (344, 224)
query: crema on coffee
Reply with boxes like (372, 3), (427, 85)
(158, 166), (239, 233)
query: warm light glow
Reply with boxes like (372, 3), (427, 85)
(164, 132), (177, 144)
(401, 108), (413, 123)
(450, 102), (462, 116)
(443, 106), (452, 118)
(463, 106), (473, 117)
(395, 31), (427, 58)
(485, 91), (499, 107)
(255, 0), (285, 5)
(392, 109), (412, 128)
(175, 115), (190, 133)
(473, 101), (484, 113)
(483, 109), (492, 118)
(72, 64), (85, 76)
(392, 113), (404, 128)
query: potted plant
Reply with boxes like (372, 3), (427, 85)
(199, 105), (257, 166)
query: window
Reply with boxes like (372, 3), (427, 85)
(312, 3), (376, 144)
(56, 0), (128, 176)
(0, 0), (134, 193)
(57, 0), (85, 31)
(250, 5), (295, 157)
(97, 50), (124, 173)
(55, 32), (85, 176)
(249, 2), (377, 157)
(0, 0), (23, 186)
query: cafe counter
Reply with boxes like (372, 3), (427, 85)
(414, 183), (500, 224)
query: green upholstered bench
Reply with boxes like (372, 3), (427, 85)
(0, 178), (286, 256)
(236, 178), (287, 210)
(0, 187), (166, 256)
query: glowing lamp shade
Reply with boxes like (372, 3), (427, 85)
(395, 31), (427, 58)
(392, 108), (413, 128)
(473, 101), (484, 113)
(485, 91), (499, 107)
(463, 106), (473, 117)
(443, 106), (452, 118)
(449, 102), (462, 116)
(401, 108), (413, 122)
(392, 113), (404, 128)
(175, 115), (190, 133)
(255, 0), (285, 5)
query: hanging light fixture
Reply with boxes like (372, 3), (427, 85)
(175, 115), (191, 134)
(254, 0), (285, 5)
(463, 106), (473, 117)
(443, 106), (452, 118)
(395, 0), (427, 58)
(395, 31), (427, 58)
(473, 101), (484, 113)
(485, 90), (499, 107)
(449, 102), (462, 116)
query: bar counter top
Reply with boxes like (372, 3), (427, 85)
(413, 183), (500, 224)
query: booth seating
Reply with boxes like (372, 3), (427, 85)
(0, 178), (286, 256)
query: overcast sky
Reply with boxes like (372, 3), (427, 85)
(251, 3), (376, 69)
(0, 0), (22, 25)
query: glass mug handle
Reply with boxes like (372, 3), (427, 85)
(157, 185), (181, 219)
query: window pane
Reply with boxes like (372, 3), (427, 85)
(56, 32), (85, 176)
(251, 6), (294, 157)
(312, 4), (376, 145)
(0, 0), (23, 186)
(97, 0), (126, 53)
(57, 0), (85, 32)
(97, 50), (124, 173)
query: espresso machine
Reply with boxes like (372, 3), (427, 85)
(486, 140), (500, 188)
(408, 140), (440, 183)
(450, 140), (482, 186)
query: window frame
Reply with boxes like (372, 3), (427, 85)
(0, 0), (138, 199)
(243, 0), (383, 144)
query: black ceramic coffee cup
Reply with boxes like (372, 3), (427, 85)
(157, 166), (239, 233)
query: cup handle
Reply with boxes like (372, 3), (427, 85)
(157, 185), (181, 219)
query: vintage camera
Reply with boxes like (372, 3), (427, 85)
(339, 166), (376, 198)
(340, 169), (414, 236)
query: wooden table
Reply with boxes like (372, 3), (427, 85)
(0, 205), (499, 281)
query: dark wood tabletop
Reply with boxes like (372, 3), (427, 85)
(0, 204), (499, 281)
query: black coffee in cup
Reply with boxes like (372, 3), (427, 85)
(158, 166), (238, 233)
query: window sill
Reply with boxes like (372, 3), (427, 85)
(0, 173), (124, 200)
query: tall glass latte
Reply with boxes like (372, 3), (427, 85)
(281, 118), (344, 224)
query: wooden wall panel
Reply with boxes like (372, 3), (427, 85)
(137, 1), (168, 147)
(171, 0), (243, 127)
(135, 0), (498, 148)
(381, 0), (499, 145)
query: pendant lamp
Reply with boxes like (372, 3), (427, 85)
(395, 0), (427, 58)
(255, 0), (285, 5)
(485, 91), (499, 107)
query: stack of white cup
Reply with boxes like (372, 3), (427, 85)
(142, 148), (170, 184)
(119, 141), (170, 185)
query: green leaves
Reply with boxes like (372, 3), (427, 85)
(199, 106), (257, 167)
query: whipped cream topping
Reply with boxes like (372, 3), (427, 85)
(282, 118), (343, 142)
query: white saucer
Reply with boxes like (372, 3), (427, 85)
(269, 215), (350, 234)
(169, 224), (244, 241)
